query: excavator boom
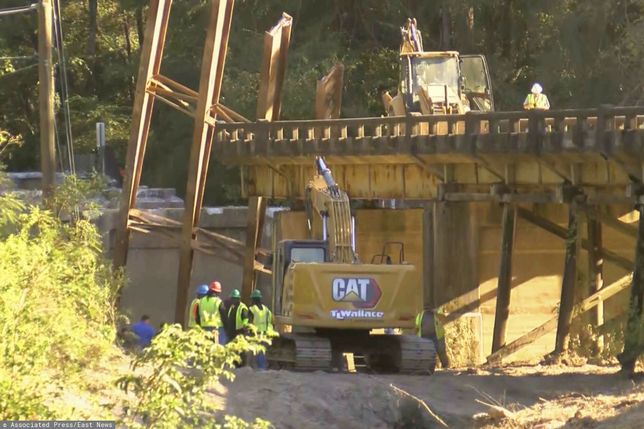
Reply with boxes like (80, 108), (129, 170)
(305, 156), (357, 264)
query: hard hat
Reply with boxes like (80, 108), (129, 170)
(197, 284), (209, 296)
(531, 83), (543, 94)
(251, 289), (262, 299)
(230, 289), (241, 299)
(209, 281), (222, 293)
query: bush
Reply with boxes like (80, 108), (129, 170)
(118, 325), (271, 429)
(0, 189), (121, 419)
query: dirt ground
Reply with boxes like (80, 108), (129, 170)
(210, 364), (643, 429)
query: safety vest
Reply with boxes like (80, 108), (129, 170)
(188, 298), (200, 328)
(228, 302), (249, 331)
(415, 310), (445, 339)
(249, 304), (273, 334)
(523, 93), (550, 110)
(199, 296), (223, 328)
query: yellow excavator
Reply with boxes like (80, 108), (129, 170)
(267, 157), (436, 373)
(384, 18), (495, 116)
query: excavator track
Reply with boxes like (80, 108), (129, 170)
(396, 335), (436, 374)
(268, 334), (332, 371)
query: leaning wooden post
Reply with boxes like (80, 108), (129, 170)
(241, 196), (267, 302)
(555, 203), (578, 354)
(113, 0), (172, 270)
(174, 0), (235, 325)
(620, 203), (644, 374)
(492, 203), (516, 352)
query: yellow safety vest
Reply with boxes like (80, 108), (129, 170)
(188, 298), (200, 328)
(249, 304), (273, 334)
(523, 93), (550, 110)
(415, 311), (445, 339)
(199, 296), (223, 328)
(228, 302), (249, 331)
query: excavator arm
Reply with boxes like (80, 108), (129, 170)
(304, 157), (357, 264)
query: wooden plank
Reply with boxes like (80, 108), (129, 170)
(492, 204), (516, 352)
(487, 274), (632, 364)
(241, 197), (267, 301)
(38, 0), (56, 197)
(114, 0), (172, 269)
(555, 206), (578, 354)
(175, 0), (234, 326)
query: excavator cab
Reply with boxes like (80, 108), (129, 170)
(272, 239), (327, 315)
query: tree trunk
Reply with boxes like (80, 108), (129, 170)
(136, 6), (145, 49)
(87, 0), (98, 56)
(440, 3), (451, 50)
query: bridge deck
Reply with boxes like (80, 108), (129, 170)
(213, 107), (644, 201)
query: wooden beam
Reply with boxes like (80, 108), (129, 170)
(587, 215), (604, 351)
(256, 13), (292, 121)
(555, 206), (578, 354)
(582, 205), (638, 238)
(38, 0), (56, 197)
(516, 206), (633, 271)
(423, 202), (435, 308)
(241, 196), (267, 301)
(487, 274), (632, 364)
(113, 0), (172, 270)
(175, 0), (234, 326)
(315, 63), (344, 120)
(621, 205), (644, 373)
(492, 203), (516, 352)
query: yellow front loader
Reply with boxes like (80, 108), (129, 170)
(384, 18), (495, 116)
(267, 157), (436, 373)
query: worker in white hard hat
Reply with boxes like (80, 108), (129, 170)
(523, 83), (550, 110)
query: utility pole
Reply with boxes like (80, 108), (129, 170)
(38, 0), (56, 196)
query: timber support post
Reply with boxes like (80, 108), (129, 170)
(587, 211), (604, 353)
(113, 0), (172, 271)
(241, 196), (267, 302)
(38, 0), (56, 198)
(555, 203), (579, 354)
(492, 203), (516, 352)
(423, 202), (435, 308)
(175, 0), (235, 325)
(620, 203), (644, 374)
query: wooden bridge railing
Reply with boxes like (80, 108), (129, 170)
(213, 106), (644, 151)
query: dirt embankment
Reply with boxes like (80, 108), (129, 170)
(210, 365), (643, 429)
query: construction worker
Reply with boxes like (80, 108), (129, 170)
(248, 289), (274, 370)
(224, 289), (249, 343)
(523, 83), (550, 110)
(188, 284), (209, 328)
(415, 307), (450, 369)
(199, 281), (227, 344)
(130, 315), (156, 348)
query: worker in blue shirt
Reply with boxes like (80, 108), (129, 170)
(130, 315), (156, 348)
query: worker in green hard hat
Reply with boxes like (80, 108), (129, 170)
(248, 289), (274, 370)
(223, 289), (249, 343)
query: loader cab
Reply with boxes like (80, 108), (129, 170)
(272, 240), (327, 315)
(400, 52), (494, 113)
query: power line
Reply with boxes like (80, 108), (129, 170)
(0, 4), (37, 17)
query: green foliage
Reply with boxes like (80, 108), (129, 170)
(3, 0), (644, 201)
(118, 325), (272, 429)
(46, 173), (108, 221)
(0, 190), (121, 419)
